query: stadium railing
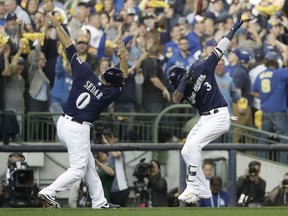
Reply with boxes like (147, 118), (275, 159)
(1, 105), (288, 207)
(1, 142), (288, 207)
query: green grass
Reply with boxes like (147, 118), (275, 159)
(0, 207), (288, 216)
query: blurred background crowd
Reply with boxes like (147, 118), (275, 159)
(0, 0), (288, 147)
(0, 0), (288, 208)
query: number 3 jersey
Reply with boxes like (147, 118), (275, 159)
(63, 45), (122, 123)
(183, 51), (227, 114)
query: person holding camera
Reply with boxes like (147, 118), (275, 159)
(146, 160), (168, 207)
(0, 153), (42, 208)
(236, 160), (266, 207)
(264, 172), (288, 206)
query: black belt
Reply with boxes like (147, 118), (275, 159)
(61, 112), (84, 125)
(201, 109), (219, 116)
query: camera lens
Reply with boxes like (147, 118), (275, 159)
(282, 179), (288, 187)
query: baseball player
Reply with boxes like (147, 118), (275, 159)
(37, 13), (128, 209)
(166, 13), (244, 204)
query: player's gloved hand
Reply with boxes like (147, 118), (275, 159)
(183, 63), (195, 83)
(231, 12), (243, 32)
(177, 64), (195, 93)
(225, 12), (243, 40)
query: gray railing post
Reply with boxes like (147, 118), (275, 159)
(228, 149), (237, 206)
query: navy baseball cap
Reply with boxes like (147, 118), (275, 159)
(6, 13), (17, 21)
(265, 51), (277, 61)
(17, 57), (25, 64)
(204, 11), (216, 20)
(114, 13), (124, 22)
(235, 50), (251, 63)
(167, 65), (187, 90)
(103, 67), (125, 87)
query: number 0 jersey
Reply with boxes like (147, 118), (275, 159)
(63, 45), (122, 123)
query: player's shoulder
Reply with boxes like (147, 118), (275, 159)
(65, 45), (79, 61)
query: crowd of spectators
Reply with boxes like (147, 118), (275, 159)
(0, 0), (288, 150)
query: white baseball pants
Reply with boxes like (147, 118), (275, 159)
(42, 116), (107, 208)
(181, 107), (231, 196)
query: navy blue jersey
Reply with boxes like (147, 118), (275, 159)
(183, 51), (227, 114)
(63, 45), (122, 123)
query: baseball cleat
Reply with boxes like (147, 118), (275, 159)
(178, 188), (201, 203)
(38, 193), (62, 208)
(101, 202), (121, 209)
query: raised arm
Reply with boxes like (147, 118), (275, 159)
(214, 12), (243, 59)
(172, 13), (244, 104)
(1, 45), (11, 77)
(172, 67), (193, 104)
(46, 13), (72, 49)
(116, 40), (128, 78)
(7, 47), (23, 76)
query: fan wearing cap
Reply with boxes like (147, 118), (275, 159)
(4, 12), (19, 50)
(75, 35), (97, 70)
(252, 51), (288, 163)
(163, 25), (181, 59)
(264, 18), (287, 68)
(1, 40), (25, 145)
(186, 15), (205, 59)
(126, 7), (137, 24)
(143, 12), (157, 32)
(4, 0), (32, 31)
(38, 13), (128, 209)
(228, 49), (253, 144)
(164, 36), (197, 79)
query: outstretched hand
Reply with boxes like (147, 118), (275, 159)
(46, 13), (61, 28)
(116, 40), (128, 61)
(116, 40), (129, 78)
(231, 12), (243, 32)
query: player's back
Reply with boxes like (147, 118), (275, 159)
(184, 52), (227, 114)
(63, 46), (122, 123)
